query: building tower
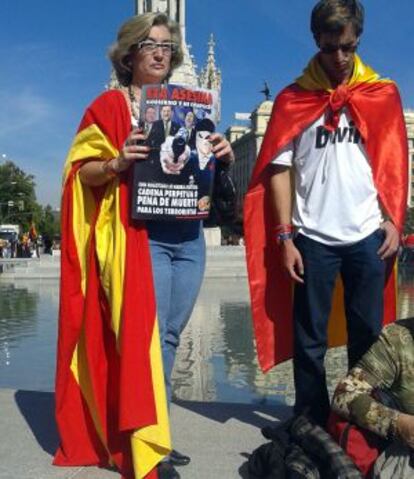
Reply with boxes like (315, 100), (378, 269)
(199, 34), (222, 121)
(199, 34), (222, 92)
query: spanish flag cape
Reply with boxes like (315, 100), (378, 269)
(244, 55), (408, 373)
(54, 90), (170, 479)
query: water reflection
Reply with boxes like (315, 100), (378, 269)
(0, 283), (38, 366)
(1, 267), (414, 403)
(397, 265), (414, 319)
(0, 279), (59, 391)
(172, 266), (414, 405)
(172, 279), (291, 405)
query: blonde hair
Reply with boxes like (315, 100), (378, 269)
(108, 13), (183, 86)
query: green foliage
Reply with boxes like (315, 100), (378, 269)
(0, 161), (39, 229)
(0, 160), (60, 235)
(38, 204), (60, 239)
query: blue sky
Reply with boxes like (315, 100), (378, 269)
(1, 0), (413, 207)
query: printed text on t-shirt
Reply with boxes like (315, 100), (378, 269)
(316, 121), (363, 148)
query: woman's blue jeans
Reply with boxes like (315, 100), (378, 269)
(147, 220), (206, 402)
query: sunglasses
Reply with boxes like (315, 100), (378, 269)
(319, 41), (359, 54)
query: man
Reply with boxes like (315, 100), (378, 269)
(147, 104), (180, 148)
(244, 0), (408, 426)
(159, 130), (191, 175)
(186, 118), (216, 201)
(143, 105), (157, 136)
(184, 110), (196, 149)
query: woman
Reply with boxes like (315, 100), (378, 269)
(331, 318), (414, 477)
(54, 12), (233, 479)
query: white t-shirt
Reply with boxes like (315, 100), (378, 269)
(272, 109), (382, 245)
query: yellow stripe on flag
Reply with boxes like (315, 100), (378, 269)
(95, 182), (125, 341)
(296, 54), (392, 92)
(131, 321), (171, 479)
(63, 124), (119, 182)
(70, 339), (110, 458)
(63, 123), (120, 295)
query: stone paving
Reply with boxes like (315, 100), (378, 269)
(0, 250), (410, 478)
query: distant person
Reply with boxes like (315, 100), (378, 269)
(244, 0), (408, 427)
(43, 234), (53, 255)
(10, 233), (17, 258)
(21, 233), (30, 258)
(29, 222), (39, 258)
(54, 12), (233, 479)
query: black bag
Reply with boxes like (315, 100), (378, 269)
(204, 160), (237, 227)
(248, 416), (363, 479)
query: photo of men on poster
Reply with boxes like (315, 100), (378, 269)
(131, 84), (219, 221)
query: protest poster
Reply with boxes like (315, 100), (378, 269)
(130, 83), (219, 221)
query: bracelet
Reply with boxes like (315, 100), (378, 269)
(274, 224), (294, 234)
(276, 231), (294, 244)
(101, 158), (118, 178)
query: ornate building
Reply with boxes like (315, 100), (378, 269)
(405, 111), (414, 207)
(225, 98), (273, 216)
(228, 103), (414, 217)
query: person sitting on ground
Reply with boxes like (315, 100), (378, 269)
(331, 317), (414, 477)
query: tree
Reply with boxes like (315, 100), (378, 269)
(38, 204), (60, 239)
(0, 160), (41, 230)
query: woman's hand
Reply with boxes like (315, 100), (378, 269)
(209, 133), (235, 164)
(113, 128), (150, 173)
(79, 128), (150, 186)
(396, 413), (414, 448)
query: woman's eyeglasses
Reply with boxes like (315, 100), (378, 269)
(137, 40), (177, 55)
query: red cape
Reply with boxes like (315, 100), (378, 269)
(54, 91), (170, 479)
(244, 80), (408, 372)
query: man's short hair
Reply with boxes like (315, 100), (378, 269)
(311, 0), (364, 41)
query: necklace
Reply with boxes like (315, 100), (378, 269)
(128, 85), (141, 124)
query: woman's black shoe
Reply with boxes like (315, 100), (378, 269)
(157, 462), (180, 479)
(169, 449), (191, 466)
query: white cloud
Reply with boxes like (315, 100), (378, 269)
(0, 88), (56, 138)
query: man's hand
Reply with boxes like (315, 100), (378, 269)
(396, 413), (414, 449)
(377, 220), (400, 260)
(280, 239), (304, 283)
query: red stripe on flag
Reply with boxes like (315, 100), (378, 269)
(54, 168), (108, 466)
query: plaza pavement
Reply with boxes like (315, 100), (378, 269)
(0, 247), (293, 478)
(0, 388), (291, 479)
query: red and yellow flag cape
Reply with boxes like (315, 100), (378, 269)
(54, 90), (170, 479)
(244, 55), (408, 372)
